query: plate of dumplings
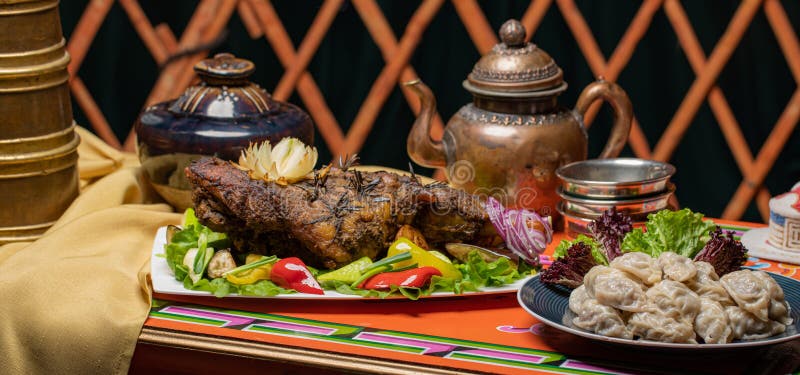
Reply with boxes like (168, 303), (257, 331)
(517, 252), (800, 349)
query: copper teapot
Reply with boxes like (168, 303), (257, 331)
(407, 19), (633, 217)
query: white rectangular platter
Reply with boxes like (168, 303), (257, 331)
(150, 226), (531, 300)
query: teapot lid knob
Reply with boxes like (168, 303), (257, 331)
(499, 19), (526, 48)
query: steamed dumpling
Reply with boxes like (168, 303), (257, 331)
(627, 311), (697, 343)
(646, 280), (701, 324)
(584, 266), (648, 312)
(694, 298), (733, 344)
(657, 252), (697, 282)
(751, 271), (793, 325)
(569, 285), (591, 314)
(571, 298), (633, 339)
(725, 305), (786, 340)
(694, 261), (720, 281)
(687, 261), (734, 306)
(610, 252), (662, 286)
(720, 270), (771, 322)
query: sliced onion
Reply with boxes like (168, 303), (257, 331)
(485, 196), (507, 234)
(484, 197), (554, 266)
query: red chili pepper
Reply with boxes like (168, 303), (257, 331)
(270, 257), (324, 295)
(359, 266), (442, 290)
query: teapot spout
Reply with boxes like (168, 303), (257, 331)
(405, 80), (446, 168)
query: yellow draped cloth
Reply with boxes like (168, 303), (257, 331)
(0, 128), (182, 374)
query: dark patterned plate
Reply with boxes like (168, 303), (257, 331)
(517, 273), (800, 349)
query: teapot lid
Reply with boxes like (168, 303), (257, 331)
(170, 53), (275, 118)
(464, 20), (567, 98)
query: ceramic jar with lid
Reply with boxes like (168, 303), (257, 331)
(135, 53), (314, 210)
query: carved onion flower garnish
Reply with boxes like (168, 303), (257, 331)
(234, 137), (318, 184)
(235, 141), (273, 180)
(271, 137), (318, 185)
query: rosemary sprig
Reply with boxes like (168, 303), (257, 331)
(338, 154), (360, 171)
(347, 169), (383, 200)
(349, 170), (364, 194)
(408, 162), (419, 184)
(309, 164), (332, 201)
(330, 194), (362, 238)
(362, 178), (381, 197)
(303, 192), (363, 240)
(425, 181), (449, 189)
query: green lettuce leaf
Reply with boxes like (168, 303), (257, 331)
(324, 280), (426, 299)
(454, 251), (526, 288)
(164, 209), (230, 281)
(185, 277), (291, 298)
(621, 208), (716, 258)
(329, 281), (394, 298)
(619, 228), (656, 256)
(208, 278), (232, 297)
(173, 264), (189, 282)
(553, 234), (607, 265)
(164, 229), (196, 276)
(237, 280), (292, 297)
(183, 208), (199, 227)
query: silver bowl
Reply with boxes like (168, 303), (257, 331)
(556, 158), (676, 199)
(557, 183), (675, 217)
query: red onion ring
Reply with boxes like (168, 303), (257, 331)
(484, 197), (554, 266)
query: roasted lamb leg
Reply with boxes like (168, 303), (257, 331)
(185, 157), (495, 269)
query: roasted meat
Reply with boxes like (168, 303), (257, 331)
(185, 157), (495, 269)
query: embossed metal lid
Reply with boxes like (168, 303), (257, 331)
(464, 19), (566, 98)
(169, 53), (275, 118)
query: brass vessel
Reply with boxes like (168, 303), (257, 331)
(407, 19), (632, 217)
(0, 0), (79, 244)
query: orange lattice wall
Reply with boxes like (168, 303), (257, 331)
(61, 0), (799, 222)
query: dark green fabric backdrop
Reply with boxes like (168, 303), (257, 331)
(59, 1), (800, 222)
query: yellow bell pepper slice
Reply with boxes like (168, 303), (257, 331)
(225, 254), (273, 285)
(387, 238), (462, 280)
(428, 250), (452, 264)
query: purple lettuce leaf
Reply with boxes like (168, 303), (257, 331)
(587, 207), (633, 262)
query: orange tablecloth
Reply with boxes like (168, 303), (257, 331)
(144, 220), (800, 375)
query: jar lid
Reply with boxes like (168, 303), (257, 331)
(464, 20), (566, 98)
(170, 53), (275, 118)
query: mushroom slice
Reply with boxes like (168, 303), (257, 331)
(207, 249), (237, 279)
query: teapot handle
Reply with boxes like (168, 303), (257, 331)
(575, 78), (633, 158)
